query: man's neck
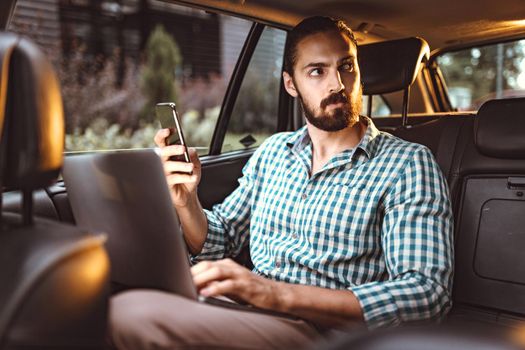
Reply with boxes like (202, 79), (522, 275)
(307, 117), (367, 175)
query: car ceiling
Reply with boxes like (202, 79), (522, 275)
(174, 0), (525, 51)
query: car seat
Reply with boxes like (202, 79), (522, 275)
(0, 32), (110, 349)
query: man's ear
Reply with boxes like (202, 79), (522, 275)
(282, 71), (298, 98)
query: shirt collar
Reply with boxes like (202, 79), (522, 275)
(357, 116), (381, 159)
(285, 116), (381, 159)
(285, 125), (309, 152)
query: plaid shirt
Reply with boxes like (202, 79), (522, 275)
(195, 117), (454, 328)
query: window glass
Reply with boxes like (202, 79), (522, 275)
(436, 39), (525, 111)
(8, 0), (251, 154)
(361, 95), (391, 117)
(222, 27), (286, 153)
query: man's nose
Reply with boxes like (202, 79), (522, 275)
(328, 70), (345, 94)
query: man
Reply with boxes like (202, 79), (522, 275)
(110, 16), (453, 349)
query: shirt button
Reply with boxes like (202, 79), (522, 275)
(275, 260), (281, 268)
(291, 232), (297, 239)
(301, 193), (307, 200)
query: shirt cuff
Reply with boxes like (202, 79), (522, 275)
(190, 208), (227, 262)
(350, 281), (400, 329)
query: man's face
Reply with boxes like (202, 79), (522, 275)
(283, 30), (362, 132)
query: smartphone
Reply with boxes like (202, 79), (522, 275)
(155, 102), (192, 173)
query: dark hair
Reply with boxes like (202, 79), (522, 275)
(283, 16), (357, 75)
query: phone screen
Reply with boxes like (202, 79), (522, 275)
(155, 102), (191, 165)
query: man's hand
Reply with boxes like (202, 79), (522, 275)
(192, 259), (364, 327)
(154, 128), (201, 208)
(191, 258), (282, 310)
(154, 129), (208, 254)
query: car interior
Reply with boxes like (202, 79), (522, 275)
(1, 0), (525, 349)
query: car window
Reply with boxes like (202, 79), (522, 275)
(436, 39), (525, 111)
(7, 0), (251, 154)
(361, 95), (391, 117)
(221, 26), (286, 153)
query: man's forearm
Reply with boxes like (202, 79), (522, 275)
(276, 282), (364, 327)
(175, 195), (208, 255)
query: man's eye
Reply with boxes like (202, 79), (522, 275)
(309, 68), (323, 76)
(340, 63), (354, 72)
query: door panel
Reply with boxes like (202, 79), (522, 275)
(198, 151), (255, 210)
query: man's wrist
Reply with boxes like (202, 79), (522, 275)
(174, 191), (199, 210)
(272, 280), (295, 313)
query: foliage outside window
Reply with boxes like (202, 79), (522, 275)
(8, 0), (251, 154)
(437, 39), (525, 111)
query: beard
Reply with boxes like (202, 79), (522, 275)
(296, 84), (363, 132)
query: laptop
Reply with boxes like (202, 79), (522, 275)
(62, 149), (297, 318)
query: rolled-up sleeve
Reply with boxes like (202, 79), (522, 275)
(191, 149), (260, 262)
(351, 147), (454, 328)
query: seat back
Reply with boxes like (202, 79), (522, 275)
(359, 37), (429, 96)
(390, 114), (472, 182)
(358, 37), (430, 125)
(0, 32), (109, 349)
(450, 98), (525, 324)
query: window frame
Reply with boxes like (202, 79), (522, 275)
(209, 22), (292, 156)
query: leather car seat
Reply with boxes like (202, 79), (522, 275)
(0, 32), (110, 349)
(449, 97), (525, 325)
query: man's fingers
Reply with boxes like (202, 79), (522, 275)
(192, 259), (244, 274)
(193, 265), (232, 289)
(188, 148), (200, 163)
(191, 261), (232, 280)
(164, 161), (194, 174)
(154, 129), (170, 147)
(160, 145), (188, 160)
(191, 261), (213, 275)
(200, 280), (238, 297)
(188, 148), (202, 169)
(191, 260), (262, 305)
(221, 258), (237, 266)
(166, 173), (198, 185)
(192, 259), (248, 287)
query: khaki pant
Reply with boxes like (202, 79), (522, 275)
(109, 290), (322, 350)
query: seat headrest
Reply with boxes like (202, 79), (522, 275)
(358, 37), (430, 95)
(0, 32), (64, 190)
(475, 98), (525, 159)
